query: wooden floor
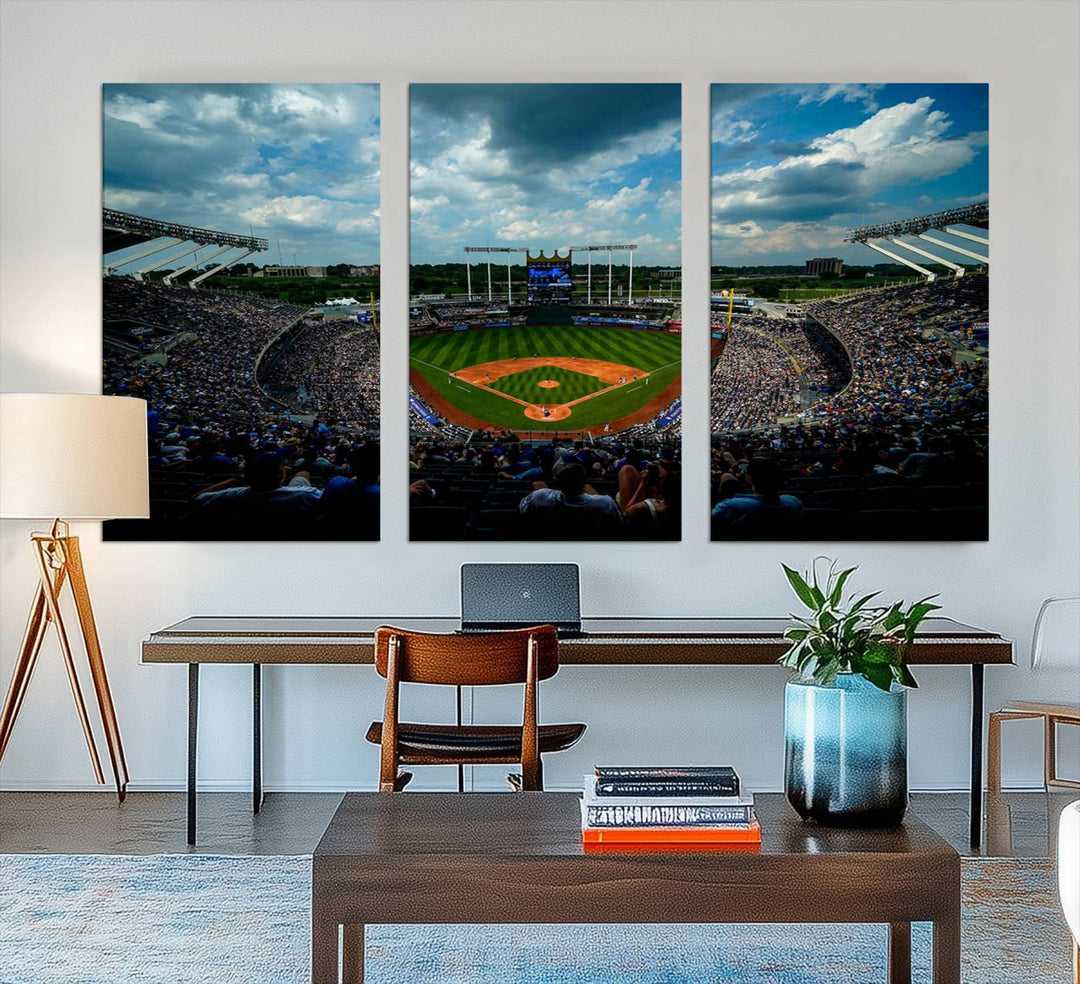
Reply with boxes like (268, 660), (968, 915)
(1, 789), (1074, 857)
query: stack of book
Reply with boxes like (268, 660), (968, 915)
(581, 766), (760, 848)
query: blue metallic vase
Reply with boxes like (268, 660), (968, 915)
(784, 673), (908, 826)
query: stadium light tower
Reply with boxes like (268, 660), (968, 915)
(565, 244), (637, 306)
(463, 247), (528, 304)
(464, 244), (637, 306)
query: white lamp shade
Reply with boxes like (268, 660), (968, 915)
(0, 393), (149, 520)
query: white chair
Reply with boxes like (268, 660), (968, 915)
(1059, 799), (1080, 983)
(988, 598), (1080, 791)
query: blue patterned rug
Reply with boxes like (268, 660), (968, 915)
(0, 854), (1070, 983)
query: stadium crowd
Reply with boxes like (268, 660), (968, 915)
(103, 277), (380, 540)
(409, 434), (681, 540)
(260, 317), (380, 431)
(709, 277), (989, 540)
(710, 328), (802, 431)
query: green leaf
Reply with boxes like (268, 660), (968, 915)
(849, 591), (880, 613)
(862, 663), (894, 692)
(882, 605), (905, 632)
(782, 564), (818, 610)
(895, 664), (919, 689)
(829, 566), (856, 607)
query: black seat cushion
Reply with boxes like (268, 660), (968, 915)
(365, 721), (586, 760)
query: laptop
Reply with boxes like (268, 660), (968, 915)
(460, 563), (582, 637)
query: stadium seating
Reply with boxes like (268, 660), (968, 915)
(102, 277), (380, 540)
(710, 276), (989, 540)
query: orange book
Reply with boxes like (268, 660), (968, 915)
(583, 840), (761, 854)
(582, 818), (761, 845)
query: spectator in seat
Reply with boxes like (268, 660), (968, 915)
(624, 467), (681, 537)
(711, 457), (804, 537)
(519, 463), (622, 537)
(320, 442), (380, 533)
(191, 452), (322, 528)
(899, 435), (948, 480)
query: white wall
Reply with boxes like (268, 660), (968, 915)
(1, 0), (1077, 795)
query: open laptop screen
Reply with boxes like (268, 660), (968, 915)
(460, 563), (581, 632)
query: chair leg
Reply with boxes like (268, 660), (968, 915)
(1045, 716), (1056, 792)
(1048, 719), (1080, 790)
(986, 712), (1003, 791)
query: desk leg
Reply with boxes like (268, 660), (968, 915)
(456, 684), (464, 793)
(311, 910), (339, 984)
(888, 922), (911, 984)
(343, 924), (364, 983)
(253, 664), (263, 814)
(187, 663), (199, 847)
(933, 910), (961, 984)
(969, 663), (984, 848)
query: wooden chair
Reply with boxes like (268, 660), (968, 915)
(366, 625), (586, 792)
(988, 598), (1080, 792)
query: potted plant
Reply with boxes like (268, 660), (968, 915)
(779, 558), (940, 826)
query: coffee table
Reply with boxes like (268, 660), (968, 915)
(311, 792), (960, 983)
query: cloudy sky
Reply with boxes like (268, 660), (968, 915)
(410, 84), (681, 266)
(711, 83), (988, 267)
(103, 84), (379, 266)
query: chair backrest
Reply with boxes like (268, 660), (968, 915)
(374, 625), (560, 686)
(1031, 597), (1080, 671)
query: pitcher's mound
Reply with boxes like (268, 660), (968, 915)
(524, 404), (571, 421)
(537, 379), (560, 389)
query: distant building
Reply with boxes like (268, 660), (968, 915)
(259, 265), (328, 278)
(805, 257), (844, 276)
(657, 269), (681, 280)
(349, 265), (380, 277)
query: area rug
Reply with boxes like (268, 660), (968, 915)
(0, 854), (1070, 983)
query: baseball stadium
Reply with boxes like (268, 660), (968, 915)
(410, 247), (681, 438)
(409, 244), (683, 541)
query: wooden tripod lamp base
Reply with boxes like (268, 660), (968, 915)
(0, 521), (130, 800)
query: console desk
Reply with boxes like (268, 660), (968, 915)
(141, 616), (1012, 846)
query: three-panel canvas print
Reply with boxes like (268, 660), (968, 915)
(100, 82), (988, 543)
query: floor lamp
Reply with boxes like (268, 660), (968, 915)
(0, 393), (149, 800)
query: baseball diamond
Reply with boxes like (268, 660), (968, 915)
(410, 323), (681, 432)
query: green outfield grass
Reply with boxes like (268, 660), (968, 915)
(488, 366), (607, 404)
(411, 324), (681, 431)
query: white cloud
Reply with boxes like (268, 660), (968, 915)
(798, 84), (884, 114)
(714, 98), (984, 216)
(711, 110), (759, 146)
(712, 220), (846, 255)
(586, 178), (652, 215)
(104, 93), (171, 128)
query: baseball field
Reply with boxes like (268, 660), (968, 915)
(410, 323), (681, 432)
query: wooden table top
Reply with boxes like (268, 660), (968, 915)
(314, 791), (956, 862)
(142, 615), (1013, 666)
